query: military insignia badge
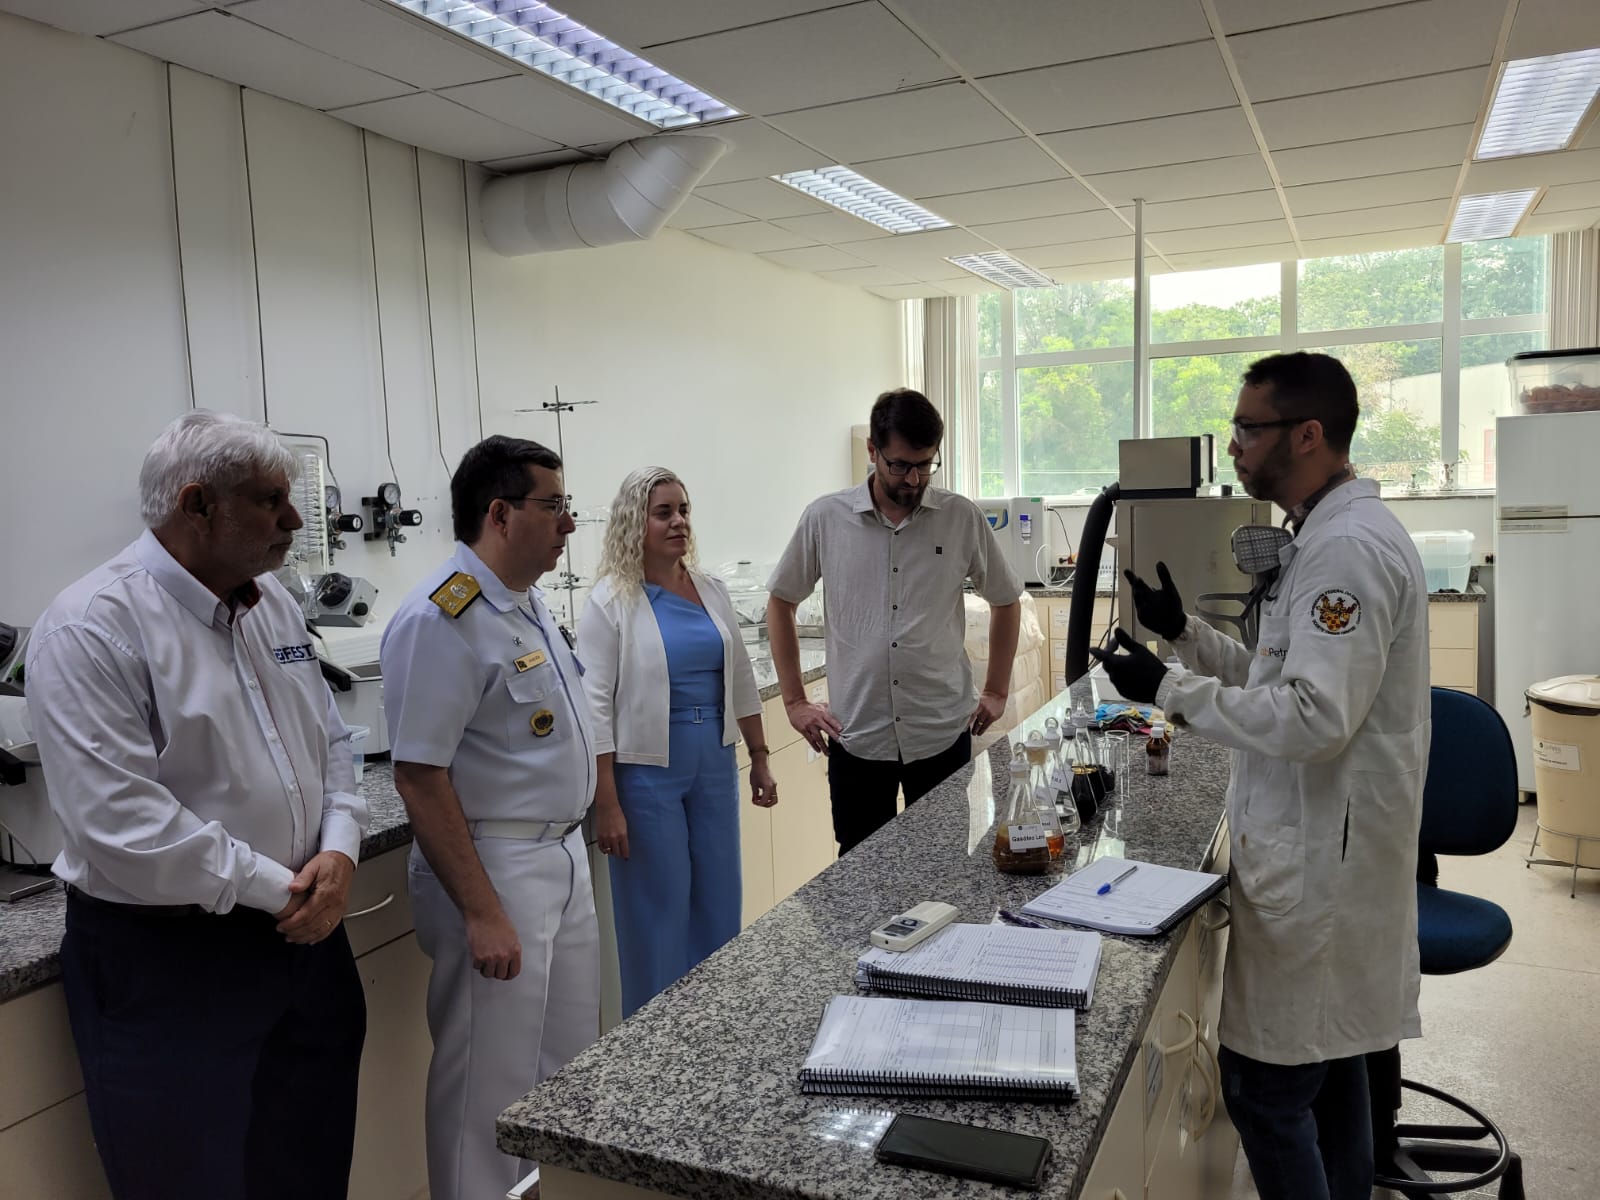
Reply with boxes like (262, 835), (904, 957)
(530, 709), (556, 737)
(1311, 589), (1361, 635)
(429, 572), (481, 618)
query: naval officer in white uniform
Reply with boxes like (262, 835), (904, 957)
(381, 435), (598, 1200)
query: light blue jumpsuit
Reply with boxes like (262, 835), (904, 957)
(609, 585), (741, 1017)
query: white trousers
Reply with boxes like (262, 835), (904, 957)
(409, 830), (599, 1200)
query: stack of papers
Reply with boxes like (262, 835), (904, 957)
(854, 923), (1101, 1008)
(1020, 856), (1226, 936)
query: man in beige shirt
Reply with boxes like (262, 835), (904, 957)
(767, 388), (1023, 853)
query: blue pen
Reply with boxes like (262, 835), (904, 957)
(1097, 865), (1139, 895)
(997, 909), (1049, 929)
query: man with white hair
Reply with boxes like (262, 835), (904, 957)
(25, 410), (369, 1200)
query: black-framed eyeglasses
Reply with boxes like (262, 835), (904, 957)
(1230, 416), (1310, 445)
(881, 457), (941, 479)
(494, 494), (573, 516)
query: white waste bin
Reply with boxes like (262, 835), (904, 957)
(1526, 675), (1600, 893)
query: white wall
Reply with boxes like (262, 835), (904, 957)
(0, 12), (901, 634)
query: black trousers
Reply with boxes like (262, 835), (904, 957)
(60, 891), (368, 1200)
(826, 731), (972, 854)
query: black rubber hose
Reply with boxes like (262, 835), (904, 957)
(1064, 482), (1120, 686)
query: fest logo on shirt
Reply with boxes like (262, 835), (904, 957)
(272, 642), (317, 664)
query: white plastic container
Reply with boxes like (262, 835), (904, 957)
(348, 725), (370, 783)
(1507, 348), (1600, 415)
(1409, 530), (1474, 593)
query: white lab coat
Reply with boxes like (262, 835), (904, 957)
(1155, 479), (1430, 1066)
(578, 570), (762, 766)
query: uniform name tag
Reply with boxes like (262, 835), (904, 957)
(514, 650), (547, 672)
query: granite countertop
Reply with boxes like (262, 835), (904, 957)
(0, 763), (414, 1003)
(498, 679), (1230, 1200)
(749, 636), (828, 701)
(1024, 584), (1116, 599)
(1427, 585), (1486, 604)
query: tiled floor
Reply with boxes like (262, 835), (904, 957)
(1229, 802), (1600, 1200)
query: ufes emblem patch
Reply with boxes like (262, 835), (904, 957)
(1311, 589), (1361, 635)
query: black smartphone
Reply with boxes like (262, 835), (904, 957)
(874, 1113), (1052, 1190)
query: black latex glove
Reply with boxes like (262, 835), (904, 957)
(1089, 629), (1170, 705)
(1124, 561), (1187, 641)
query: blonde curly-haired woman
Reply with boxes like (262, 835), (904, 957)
(578, 467), (777, 1017)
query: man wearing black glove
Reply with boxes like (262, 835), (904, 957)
(1100, 353), (1431, 1200)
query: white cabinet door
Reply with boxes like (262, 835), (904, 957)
(349, 933), (432, 1200)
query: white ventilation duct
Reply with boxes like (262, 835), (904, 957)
(481, 133), (727, 256)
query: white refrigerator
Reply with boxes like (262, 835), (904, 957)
(1494, 409), (1600, 793)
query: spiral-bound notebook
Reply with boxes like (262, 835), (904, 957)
(1020, 856), (1227, 936)
(854, 924), (1102, 1009)
(798, 995), (1079, 1103)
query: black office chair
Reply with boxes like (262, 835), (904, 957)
(1372, 687), (1524, 1199)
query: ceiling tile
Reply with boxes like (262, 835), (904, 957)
(694, 119), (832, 184)
(665, 195), (755, 229)
(1086, 155), (1273, 205)
(1253, 68), (1488, 150)
(1211, 0), (1412, 35)
(815, 265), (920, 287)
(643, 3), (953, 117)
(1298, 226), (1442, 258)
(0, 0), (208, 36)
(688, 221), (818, 252)
(231, 0), (513, 90)
(770, 83), (1020, 165)
(1048, 259), (1144, 284)
(112, 10), (413, 110)
(1504, 0), (1600, 60)
(696, 178), (833, 219)
(1538, 181), (1600, 215)
(869, 282), (951, 299)
(331, 93), (562, 161)
(850, 139), (1064, 201)
(1149, 219), (1293, 253)
(1282, 166), (1460, 215)
(1271, 125), (1473, 187)
(1520, 207), (1600, 235)
(1294, 198), (1452, 239)
(769, 211), (895, 242)
(892, 0), (1212, 78)
(1164, 243), (1300, 270)
(1463, 147), (1600, 195)
(758, 244), (876, 271)
(1227, 0), (1503, 102)
(438, 75), (653, 147)
(1135, 190), (1288, 231)
(1023, 236), (1136, 268)
(981, 41), (1237, 132)
(834, 227), (999, 268)
(968, 208), (1131, 250)
(920, 179), (1102, 225)
(1040, 107), (1258, 173)
(483, 149), (597, 173)
(555, 0), (846, 49)
(931, 275), (1004, 295)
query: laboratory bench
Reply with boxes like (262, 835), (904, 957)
(498, 678), (1238, 1200)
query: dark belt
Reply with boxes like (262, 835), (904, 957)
(66, 884), (209, 919)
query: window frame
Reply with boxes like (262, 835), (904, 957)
(976, 242), (1548, 499)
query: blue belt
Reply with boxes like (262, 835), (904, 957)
(668, 705), (723, 725)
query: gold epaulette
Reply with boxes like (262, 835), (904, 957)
(430, 572), (481, 618)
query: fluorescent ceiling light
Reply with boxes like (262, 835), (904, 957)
(1446, 190), (1539, 242)
(1475, 49), (1600, 159)
(384, 1), (738, 128)
(773, 167), (951, 234)
(946, 252), (1056, 290)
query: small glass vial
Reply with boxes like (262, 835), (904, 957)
(1147, 721), (1171, 776)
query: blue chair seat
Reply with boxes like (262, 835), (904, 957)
(1417, 886), (1512, 975)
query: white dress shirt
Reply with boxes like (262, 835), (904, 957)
(578, 569), (762, 767)
(767, 482), (1023, 762)
(381, 543), (596, 822)
(25, 531), (366, 914)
